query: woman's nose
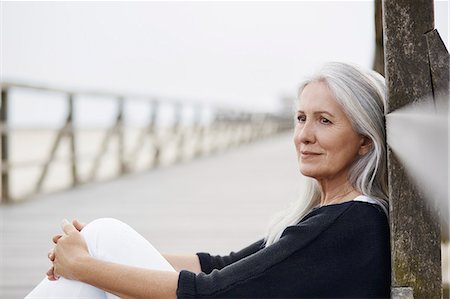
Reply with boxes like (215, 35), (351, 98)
(296, 122), (316, 144)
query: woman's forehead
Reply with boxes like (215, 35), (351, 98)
(297, 82), (343, 114)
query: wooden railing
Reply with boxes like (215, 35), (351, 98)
(0, 82), (293, 203)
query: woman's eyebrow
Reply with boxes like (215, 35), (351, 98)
(296, 110), (335, 117)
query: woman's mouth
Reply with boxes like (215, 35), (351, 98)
(300, 151), (322, 159)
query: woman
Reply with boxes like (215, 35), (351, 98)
(26, 62), (391, 298)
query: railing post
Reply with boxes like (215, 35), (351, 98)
(193, 104), (203, 158)
(173, 102), (183, 162)
(213, 109), (224, 152)
(1, 87), (10, 203)
(67, 93), (78, 187)
(149, 100), (160, 168)
(117, 97), (126, 174)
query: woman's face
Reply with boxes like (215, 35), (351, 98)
(294, 81), (369, 181)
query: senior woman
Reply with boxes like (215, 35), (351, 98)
(26, 62), (391, 299)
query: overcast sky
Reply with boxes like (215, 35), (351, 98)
(1, 1), (449, 127)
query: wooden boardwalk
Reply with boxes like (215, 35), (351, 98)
(0, 132), (302, 298)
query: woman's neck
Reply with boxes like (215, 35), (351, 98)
(318, 179), (361, 207)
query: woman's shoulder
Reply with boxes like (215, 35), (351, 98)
(349, 196), (389, 223)
(328, 198), (390, 237)
(278, 199), (390, 256)
(296, 199), (390, 242)
(299, 197), (389, 230)
(307, 195), (388, 218)
(353, 195), (389, 215)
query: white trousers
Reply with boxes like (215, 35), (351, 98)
(25, 218), (176, 299)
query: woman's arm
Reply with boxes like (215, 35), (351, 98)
(162, 254), (202, 273)
(75, 256), (179, 299)
(53, 219), (179, 299)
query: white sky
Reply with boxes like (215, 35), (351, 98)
(1, 1), (449, 127)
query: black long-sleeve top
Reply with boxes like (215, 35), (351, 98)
(176, 200), (391, 298)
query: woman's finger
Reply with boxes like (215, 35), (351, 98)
(72, 219), (85, 231)
(52, 234), (62, 244)
(46, 266), (54, 280)
(46, 266), (59, 281)
(61, 219), (77, 235)
(48, 248), (55, 261)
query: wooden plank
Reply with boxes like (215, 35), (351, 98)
(425, 29), (449, 241)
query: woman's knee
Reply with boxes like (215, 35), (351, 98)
(81, 218), (132, 258)
(79, 218), (175, 272)
(83, 218), (127, 231)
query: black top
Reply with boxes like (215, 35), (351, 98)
(176, 201), (391, 298)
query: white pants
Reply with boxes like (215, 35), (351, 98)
(25, 218), (176, 299)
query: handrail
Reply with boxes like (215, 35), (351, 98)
(0, 81), (249, 112)
(0, 81), (293, 203)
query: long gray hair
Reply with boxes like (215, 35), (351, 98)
(264, 62), (389, 247)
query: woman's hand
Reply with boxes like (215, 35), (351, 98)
(47, 219), (85, 280)
(47, 219), (88, 281)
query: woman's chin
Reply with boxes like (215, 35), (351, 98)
(299, 169), (318, 178)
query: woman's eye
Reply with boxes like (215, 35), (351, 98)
(320, 117), (331, 124)
(296, 115), (306, 122)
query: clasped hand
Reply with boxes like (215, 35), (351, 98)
(47, 219), (89, 281)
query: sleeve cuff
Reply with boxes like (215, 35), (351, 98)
(196, 252), (214, 274)
(176, 270), (197, 298)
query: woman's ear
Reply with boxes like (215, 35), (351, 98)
(358, 136), (372, 156)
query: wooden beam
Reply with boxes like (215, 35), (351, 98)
(425, 29), (449, 241)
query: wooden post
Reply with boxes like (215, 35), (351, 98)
(193, 104), (204, 158)
(149, 100), (160, 168)
(173, 103), (183, 162)
(373, 0), (384, 75)
(117, 97), (126, 174)
(1, 88), (10, 203)
(382, 0), (442, 298)
(67, 93), (78, 187)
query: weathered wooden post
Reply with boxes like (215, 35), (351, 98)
(373, 0), (384, 75)
(117, 97), (126, 174)
(193, 104), (204, 158)
(382, 0), (444, 298)
(173, 102), (184, 163)
(67, 93), (78, 187)
(1, 87), (10, 203)
(149, 100), (161, 168)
